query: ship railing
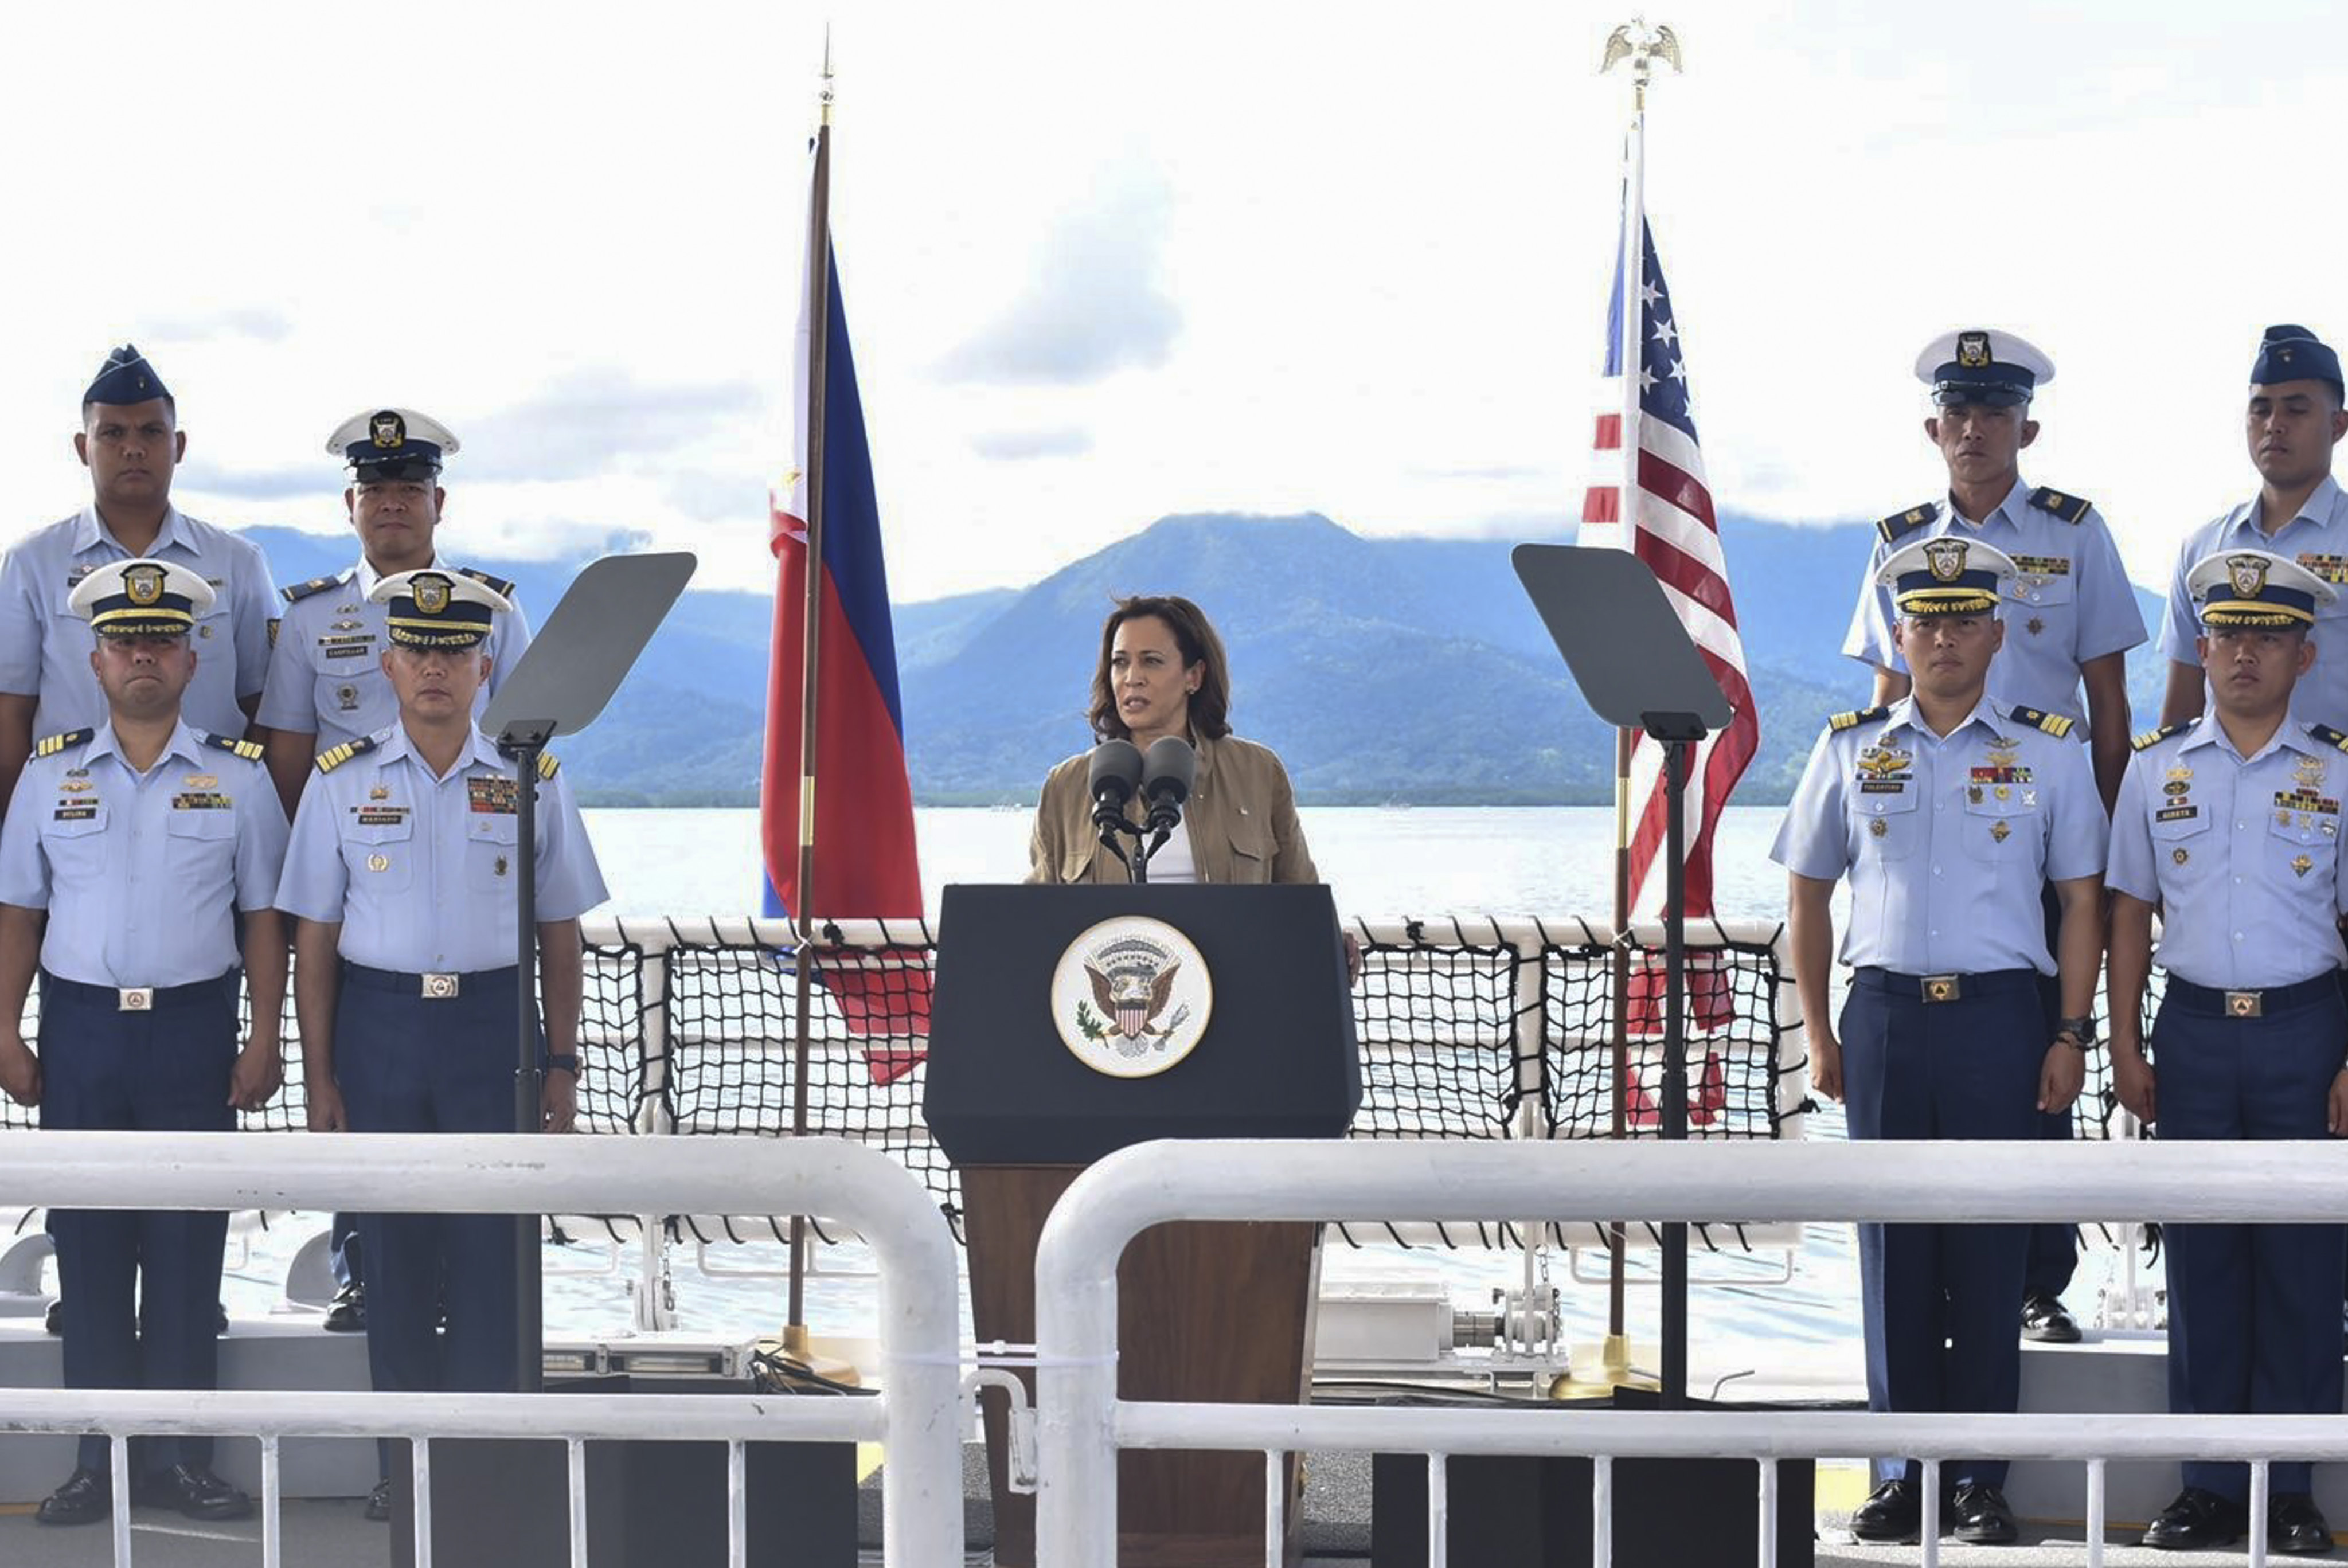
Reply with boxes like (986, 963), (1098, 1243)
(1033, 1137), (2330, 1568)
(0, 1129), (964, 1568)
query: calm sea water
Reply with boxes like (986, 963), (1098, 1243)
(221, 805), (2123, 1391)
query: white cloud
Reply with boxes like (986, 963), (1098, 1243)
(0, 0), (2342, 609)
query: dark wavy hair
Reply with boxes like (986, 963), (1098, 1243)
(1085, 595), (1233, 743)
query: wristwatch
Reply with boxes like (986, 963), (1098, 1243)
(544, 1054), (581, 1076)
(2054, 1014), (2098, 1051)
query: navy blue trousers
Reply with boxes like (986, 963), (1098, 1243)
(2026, 878), (2079, 1299)
(2153, 984), (2346, 1501)
(41, 976), (237, 1472)
(1843, 969), (2043, 1489)
(334, 967), (536, 1402)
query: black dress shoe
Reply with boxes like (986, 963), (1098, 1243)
(2143, 1485), (2247, 1550)
(35, 1467), (109, 1526)
(1851, 1477), (1920, 1542)
(42, 1297), (60, 1335)
(131, 1462), (253, 1521)
(365, 1477), (393, 1522)
(216, 1300), (229, 1335)
(2271, 1492), (2336, 1555)
(1951, 1481), (2019, 1545)
(2021, 1289), (2081, 1343)
(325, 1280), (365, 1332)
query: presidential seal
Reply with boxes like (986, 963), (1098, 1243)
(1051, 916), (1213, 1078)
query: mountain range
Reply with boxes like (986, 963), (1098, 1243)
(238, 514), (2173, 808)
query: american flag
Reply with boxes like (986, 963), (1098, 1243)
(1579, 214), (1758, 920)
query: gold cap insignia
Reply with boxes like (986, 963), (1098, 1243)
(2229, 553), (2271, 598)
(1924, 539), (1968, 583)
(123, 564), (163, 606)
(370, 410), (405, 449)
(412, 574), (450, 615)
(1956, 331), (1992, 369)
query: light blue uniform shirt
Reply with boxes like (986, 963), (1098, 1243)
(2159, 476), (2348, 728)
(0, 721), (286, 988)
(256, 557), (533, 753)
(2106, 717), (2348, 989)
(1843, 478), (2146, 727)
(1771, 693), (2108, 975)
(0, 508), (278, 740)
(275, 723), (607, 974)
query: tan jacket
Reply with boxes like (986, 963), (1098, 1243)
(1025, 733), (1322, 886)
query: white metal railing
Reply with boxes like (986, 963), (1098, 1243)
(0, 1130), (964, 1568)
(1032, 1137), (2348, 1568)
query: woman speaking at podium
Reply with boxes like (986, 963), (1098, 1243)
(1026, 595), (1322, 887)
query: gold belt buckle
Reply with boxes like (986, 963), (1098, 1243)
(116, 988), (153, 1012)
(421, 973), (460, 1000)
(2225, 990), (2262, 1018)
(1922, 974), (1961, 1003)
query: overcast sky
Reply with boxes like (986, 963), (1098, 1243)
(1, 0), (2342, 602)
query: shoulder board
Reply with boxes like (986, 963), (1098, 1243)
(2009, 705), (2077, 739)
(201, 733), (264, 762)
(1827, 705), (1889, 733)
(455, 566), (517, 599)
(31, 729), (92, 760)
(1875, 502), (1939, 544)
(2027, 487), (2092, 524)
(315, 735), (380, 775)
(280, 574), (344, 605)
(536, 752), (560, 780)
(2308, 722), (2348, 755)
(2134, 722), (2190, 752)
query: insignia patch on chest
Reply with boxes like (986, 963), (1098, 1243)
(2275, 789), (2340, 816)
(2295, 854), (2316, 877)
(184, 773), (216, 788)
(468, 776), (519, 815)
(2299, 553), (2348, 585)
(2009, 555), (2072, 577)
(170, 792), (231, 811)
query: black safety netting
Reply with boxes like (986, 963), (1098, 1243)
(659, 933), (953, 1236)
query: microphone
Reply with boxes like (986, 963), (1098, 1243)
(1140, 737), (1196, 835)
(1087, 740), (1144, 834)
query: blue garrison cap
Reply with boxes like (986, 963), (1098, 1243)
(2251, 325), (2344, 394)
(83, 344), (169, 408)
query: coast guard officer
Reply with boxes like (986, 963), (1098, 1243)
(256, 408), (532, 1350)
(1844, 329), (2145, 1343)
(259, 408), (531, 818)
(2158, 326), (2348, 730)
(2109, 549), (2346, 1554)
(0, 560), (287, 1526)
(0, 346), (279, 811)
(277, 569), (605, 1471)
(1779, 536), (2107, 1546)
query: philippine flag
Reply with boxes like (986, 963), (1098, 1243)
(761, 136), (928, 1078)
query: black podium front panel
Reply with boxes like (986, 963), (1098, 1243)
(925, 883), (1361, 1166)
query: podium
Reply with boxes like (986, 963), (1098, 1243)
(928, 883), (1360, 1568)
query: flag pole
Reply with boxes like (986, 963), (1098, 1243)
(1575, 16), (1680, 1399)
(782, 34), (837, 1371)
